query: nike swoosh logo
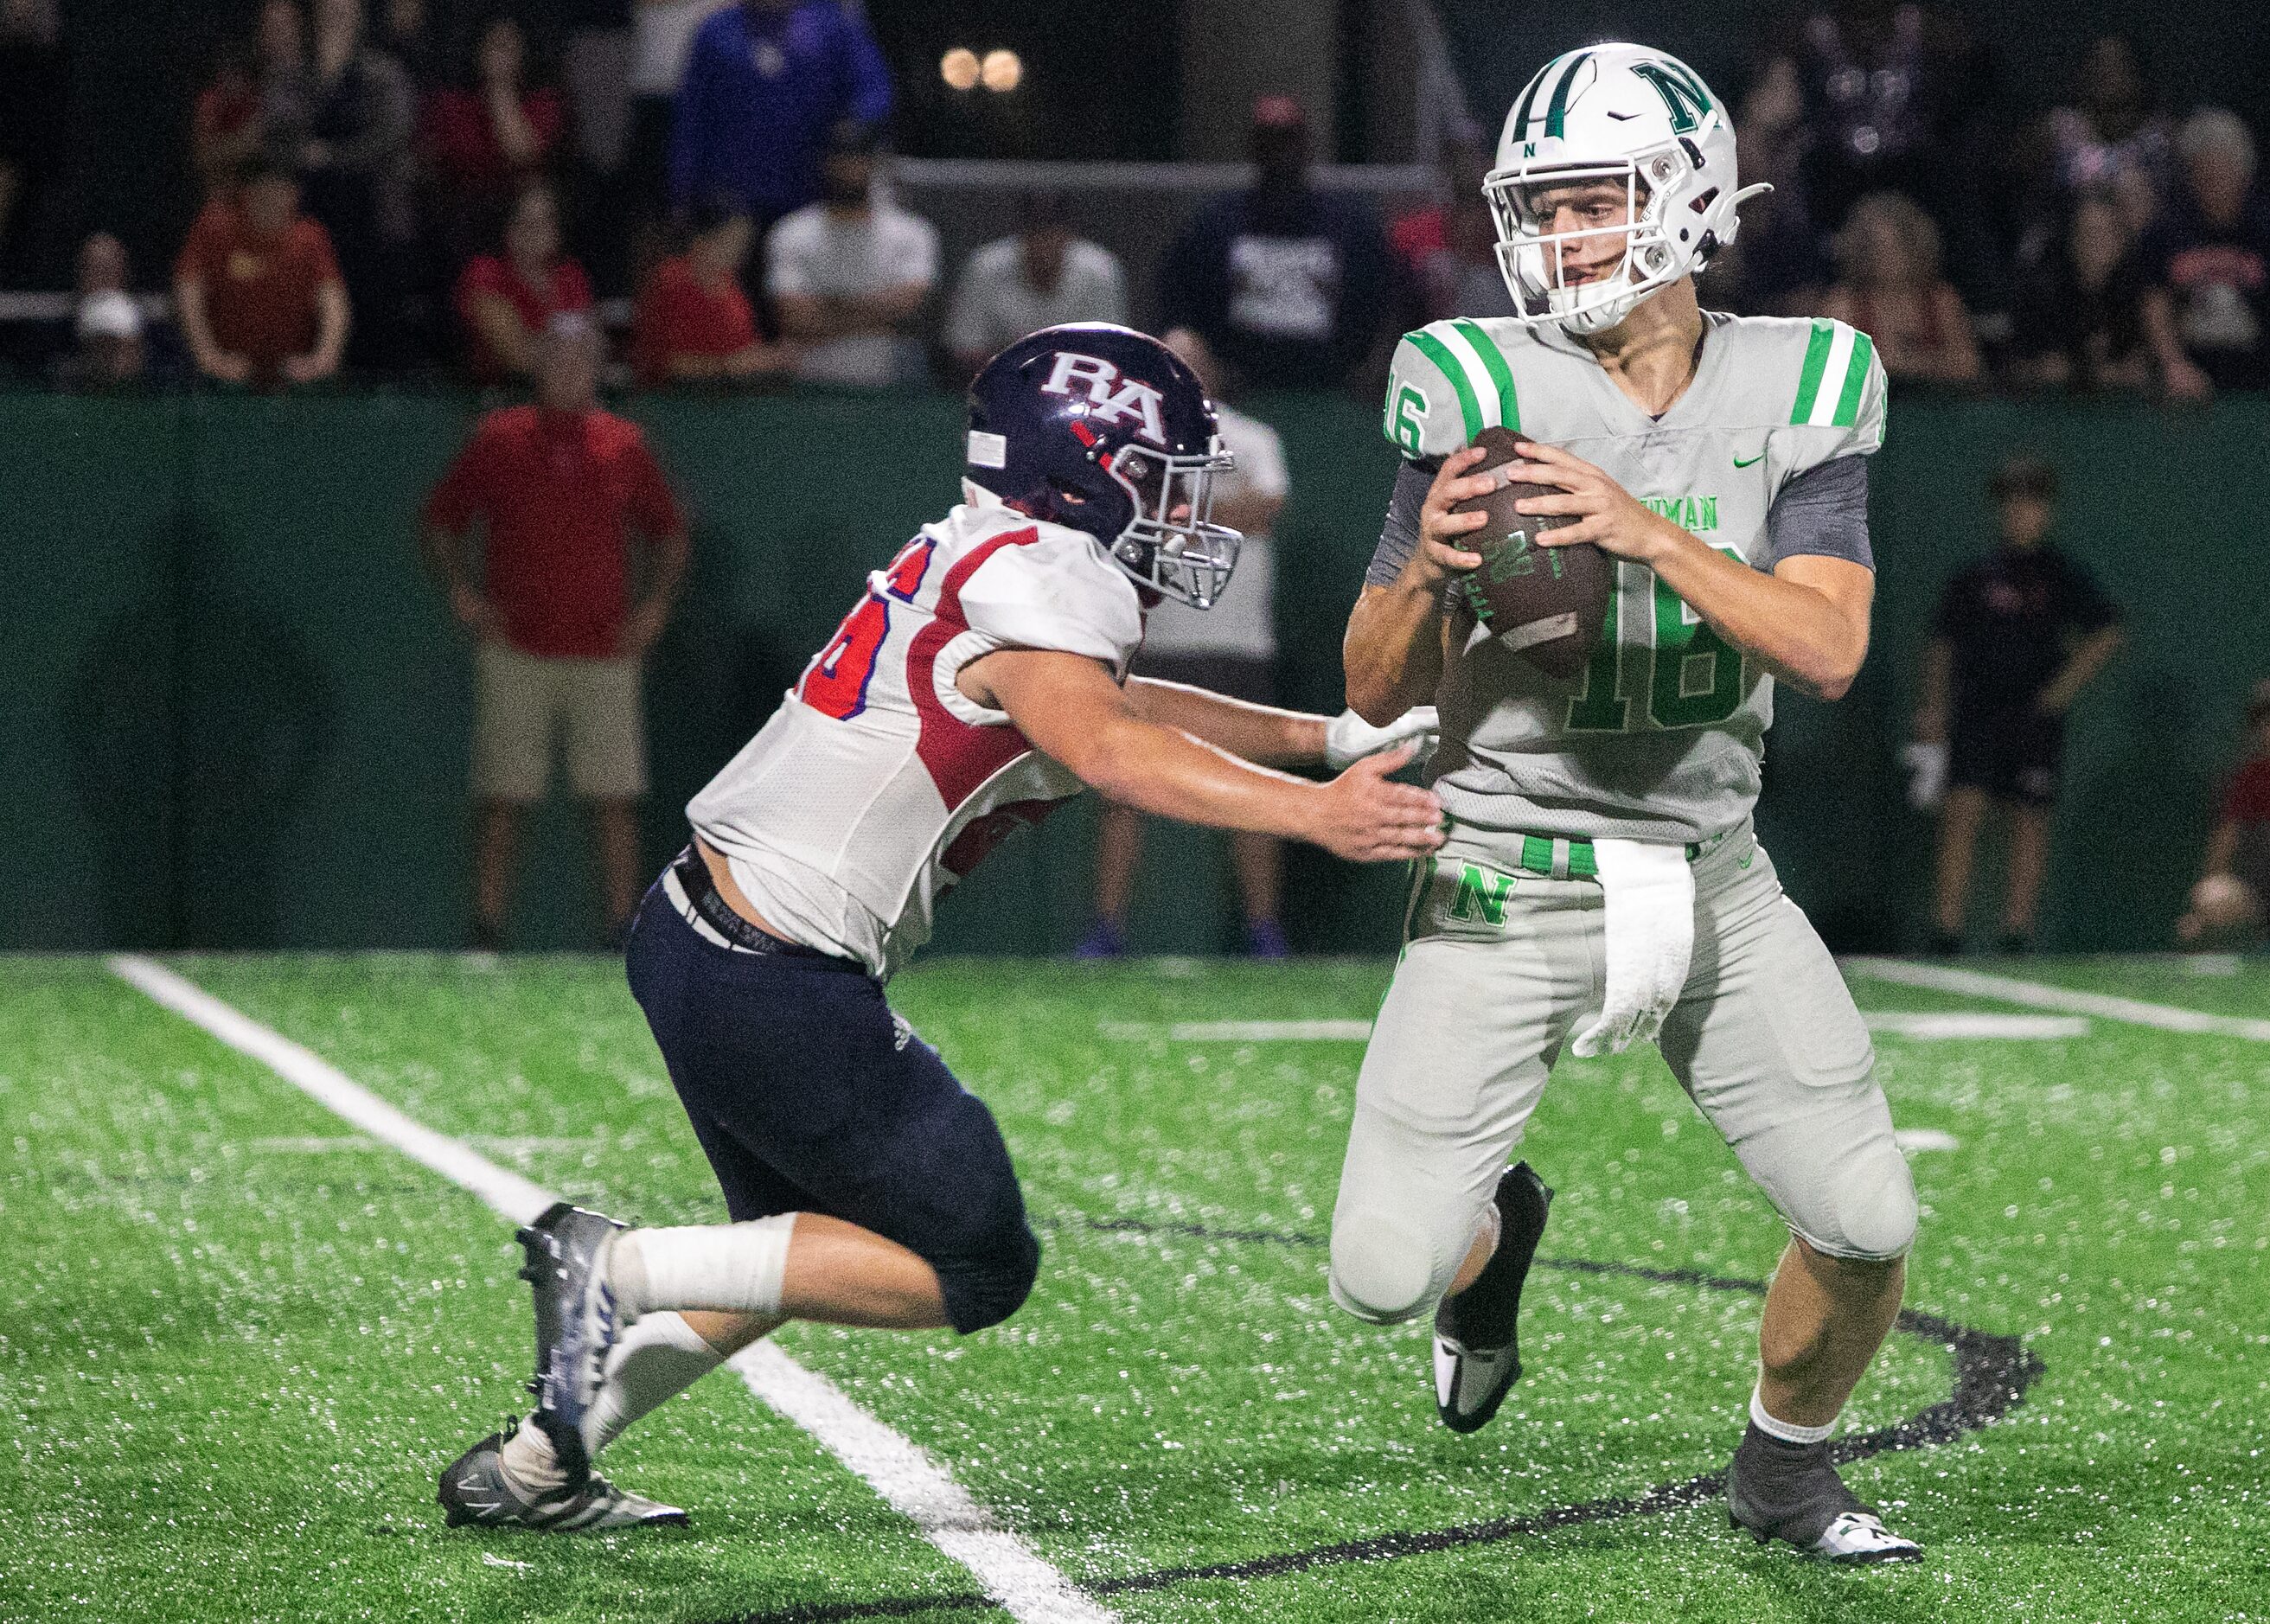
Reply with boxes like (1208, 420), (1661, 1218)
(1605, 111), (1639, 120)
(1733, 451), (1766, 468)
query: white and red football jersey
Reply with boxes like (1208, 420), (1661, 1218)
(687, 484), (1144, 979)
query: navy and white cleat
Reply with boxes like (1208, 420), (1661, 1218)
(1432, 1160), (1553, 1434)
(1727, 1425), (1922, 1563)
(438, 1424), (687, 1531)
(516, 1201), (629, 1488)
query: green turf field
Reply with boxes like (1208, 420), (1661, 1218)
(4, 952), (2266, 1623)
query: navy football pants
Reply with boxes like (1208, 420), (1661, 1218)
(623, 877), (1040, 1334)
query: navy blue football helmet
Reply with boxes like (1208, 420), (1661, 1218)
(965, 323), (1240, 608)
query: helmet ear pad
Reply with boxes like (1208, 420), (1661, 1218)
(1029, 474), (1135, 547)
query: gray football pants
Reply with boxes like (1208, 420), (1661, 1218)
(1330, 821), (1916, 1326)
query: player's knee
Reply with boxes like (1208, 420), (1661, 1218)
(1809, 1146), (1918, 1263)
(1328, 1210), (1449, 1326)
(942, 1223), (1041, 1334)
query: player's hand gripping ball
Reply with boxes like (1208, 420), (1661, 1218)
(1450, 426), (1612, 680)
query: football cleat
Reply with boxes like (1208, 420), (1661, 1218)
(1726, 1424), (1922, 1563)
(438, 1424), (687, 1531)
(1432, 1161), (1553, 1433)
(517, 1201), (630, 1488)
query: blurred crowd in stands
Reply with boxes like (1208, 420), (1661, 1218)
(2, 0), (2267, 402)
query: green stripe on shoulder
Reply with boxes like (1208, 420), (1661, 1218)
(1832, 329), (1876, 427)
(1790, 321), (1835, 424)
(1451, 320), (1520, 433)
(1404, 328), (1482, 443)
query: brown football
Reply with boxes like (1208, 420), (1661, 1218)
(1449, 425), (1611, 681)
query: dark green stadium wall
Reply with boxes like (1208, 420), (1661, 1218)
(3, 390), (2264, 954)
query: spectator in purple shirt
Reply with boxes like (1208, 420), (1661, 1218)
(668, 0), (891, 244)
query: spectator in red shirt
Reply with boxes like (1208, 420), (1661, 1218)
(420, 16), (564, 261)
(174, 157), (351, 388)
(2177, 680), (2270, 947)
(420, 316), (691, 949)
(454, 179), (593, 383)
(631, 201), (782, 386)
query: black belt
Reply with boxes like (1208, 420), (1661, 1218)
(668, 847), (852, 965)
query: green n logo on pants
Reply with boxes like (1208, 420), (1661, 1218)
(1448, 863), (1517, 926)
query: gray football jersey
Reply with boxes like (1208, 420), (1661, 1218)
(1381, 310), (1887, 843)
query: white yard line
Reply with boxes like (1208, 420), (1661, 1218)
(734, 1341), (1115, 1621)
(110, 954), (1113, 1624)
(248, 1135), (611, 1156)
(1892, 1128), (1961, 1154)
(112, 956), (559, 1224)
(1146, 1019), (1377, 1043)
(1844, 957), (2270, 1042)
(1863, 1012), (2089, 1040)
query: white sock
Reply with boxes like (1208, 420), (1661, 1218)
(493, 1312), (729, 1499)
(581, 1309), (728, 1457)
(1750, 1384), (1837, 1445)
(611, 1214), (797, 1320)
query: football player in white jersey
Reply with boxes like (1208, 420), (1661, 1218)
(437, 323), (1446, 1530)
(1333, 46), (1924, 1561)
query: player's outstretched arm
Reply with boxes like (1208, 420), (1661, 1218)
(963, 649), (1445, 864)
(1124, 680), (1437, 771)
(1344, 446), (1495, 725)
(1122, 680), (1328, 767)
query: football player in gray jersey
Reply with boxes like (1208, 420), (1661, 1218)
(1334, 43), (1924, 1563)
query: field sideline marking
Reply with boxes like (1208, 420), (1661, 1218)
(1862, 1012), (2087, 1040)
(108, 955), (1114, 1624)
(1845, 957), (2270, 1042)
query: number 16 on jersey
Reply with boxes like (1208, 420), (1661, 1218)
(1563, 552), (1754, 733)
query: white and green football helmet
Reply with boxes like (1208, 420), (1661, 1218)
(1484, 43), (1767, 335)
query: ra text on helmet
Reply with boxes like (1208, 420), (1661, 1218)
(964, 323), (1242, 610)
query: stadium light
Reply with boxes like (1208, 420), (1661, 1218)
(980, 48), (1022, 93)
(940, 47), (979, 91)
